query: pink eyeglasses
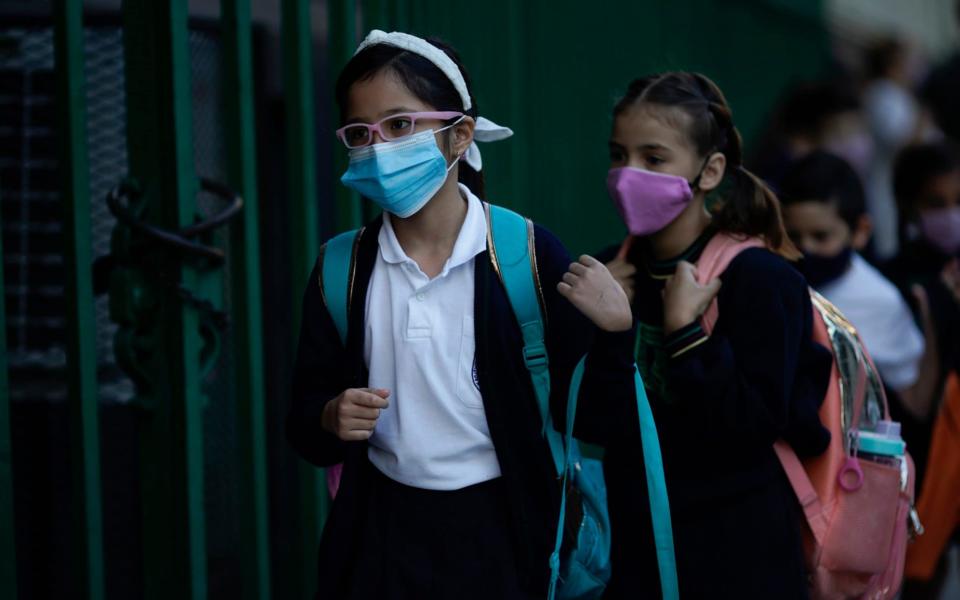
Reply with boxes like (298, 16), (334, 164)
(336, 111), (464, 148)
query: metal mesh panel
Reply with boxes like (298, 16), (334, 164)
(0, 26), (75, 598)
(190, 26), (242, 600)
(84, 25), (135, 404)
(1, 19), (262, 598)
(0, 25), (135, 405)
(0, 28), (66, 402)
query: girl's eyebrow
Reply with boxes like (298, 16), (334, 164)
(344, 107), (419, 124)
(379, 106), (419, 118)
(638, 143), (671, 152)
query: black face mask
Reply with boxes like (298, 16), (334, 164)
(798, 247), (853, 288)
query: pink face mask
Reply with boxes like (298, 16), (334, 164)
(919, 206), (960, 256)
(607, 167), (695, 236)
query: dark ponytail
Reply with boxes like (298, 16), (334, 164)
(614, 72), (800, 260)
(335, 37), (486, 198)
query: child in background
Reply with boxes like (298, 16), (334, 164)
(885, 142), (960, 482)
(752, 81), (872, 192)
(888, 141), (960, 599)
(779, 151), (936, 435)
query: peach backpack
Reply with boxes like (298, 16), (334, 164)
(695, 233), (920, 599)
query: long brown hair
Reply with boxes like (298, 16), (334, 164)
(614, 72), (800, 259)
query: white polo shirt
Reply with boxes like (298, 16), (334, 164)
(818, 252), (925, 391)
(364, 184), (501, 490)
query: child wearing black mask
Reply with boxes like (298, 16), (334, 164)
(780, 151), (938, 441)
(883, 142), (960, 492)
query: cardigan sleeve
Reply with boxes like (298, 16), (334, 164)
(662, 248), (832, 456)
(286, 258), (352, 467)
(533, 225), (640, 446)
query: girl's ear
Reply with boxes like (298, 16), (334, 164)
(697, 151), (727, 193)
(851, 213), (873, 251)
(450, 116), (476, 159)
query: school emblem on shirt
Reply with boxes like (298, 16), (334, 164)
(636, 321), (668, 401)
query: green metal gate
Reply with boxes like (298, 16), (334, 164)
(0, 1), (342, 598)
(0, 1), (828, 598)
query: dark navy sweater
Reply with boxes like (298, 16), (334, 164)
(597, 231), (832, 599)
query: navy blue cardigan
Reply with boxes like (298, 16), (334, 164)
(287, 216), (637, 596)
(597, 234), (832, 599)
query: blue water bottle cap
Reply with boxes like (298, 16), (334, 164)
(857, 431), (905, 457)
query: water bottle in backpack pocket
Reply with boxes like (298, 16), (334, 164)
(695, 232), (922, 600)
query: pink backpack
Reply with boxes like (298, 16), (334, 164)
(695, 233), (919, 599)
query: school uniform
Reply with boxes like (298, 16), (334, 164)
(596, 230), (832, 599)
(287, 186), (637, 599)
(817, 252), (925, 392)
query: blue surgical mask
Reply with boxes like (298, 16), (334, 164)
(340, 121), (462, 218)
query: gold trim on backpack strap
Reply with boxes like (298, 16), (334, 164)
(484, 202), (504, 283)
(526, 216), (548, 325)
(317, 246), (327, 307)
(346, 227), (366, 322)
(484, 202), (549, 325)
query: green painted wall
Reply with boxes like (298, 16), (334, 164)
(358, 0), (829, 254)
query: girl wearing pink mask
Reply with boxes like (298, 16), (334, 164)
(596, 72), (832, 598)
(884, 143), (960, 595)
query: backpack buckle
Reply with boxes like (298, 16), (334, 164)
(523, 342), (548, 370)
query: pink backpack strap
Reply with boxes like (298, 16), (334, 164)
(774, 440), (829, 546)
(695, 233), (766, 334)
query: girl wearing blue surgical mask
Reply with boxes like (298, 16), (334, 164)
(595, 73), (832, 598)
(287, 31), (637, 600)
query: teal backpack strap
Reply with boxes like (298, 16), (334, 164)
(635, 366), (679, 599)
(487, 203), (570, 598)
(320, 228), (362, 346)
(486, 204), (566, 476)
(547, 356), (588, 599)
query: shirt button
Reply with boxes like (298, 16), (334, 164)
(416, 292), (426, 301)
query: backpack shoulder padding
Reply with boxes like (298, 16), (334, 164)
(319, 228), (363, 346)
(695, 233), (766, 334)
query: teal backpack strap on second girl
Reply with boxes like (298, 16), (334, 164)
(486, 204), (677, 600)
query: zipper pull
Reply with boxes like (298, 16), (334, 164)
(909, 506), (925, 538)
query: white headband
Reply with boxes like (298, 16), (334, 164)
(355, 30), (513, 171)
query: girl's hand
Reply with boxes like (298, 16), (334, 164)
(898, 284), (941, 420)
(605, 256), (637, 305)
(322, 388), (390, 441)
(941, 259), (960, 306)
(558, 255), (633, 332)
(662, 261), (722, 334)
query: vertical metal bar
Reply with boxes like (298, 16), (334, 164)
(281, 2), (327, 598)
(220, 2), (271, 599)
(121, 1), (207, 597)
(327, 0), (362, 231)
(0, 193), (16, 600)
(283, 0), (320, 281)
(53, 2), (106, 598)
